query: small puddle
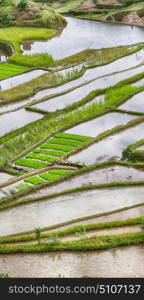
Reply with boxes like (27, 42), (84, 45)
(68, 121), (144, 165)
(0, 70), (47, 91)
(0, 108), (43, 137)
(0, 186), (144, 236)
(32, 64), (144, 112)
(119, 91), (144, 112)
(0, 245), (143, 277)
(65, 112), (136, 137)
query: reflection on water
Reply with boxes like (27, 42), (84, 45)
(22, 17), (144, 59)
(32, 64), (144, 112)
(0, 70), (47, 91)
(0, 186), (144, 235)
(0, 108), (43, 137)
(21, 165), (144, 200)
(68, 122), (144, 165)
(0, 245), (143, 277)
(65, 112), (136, 137)
(119, 91), (144, 112)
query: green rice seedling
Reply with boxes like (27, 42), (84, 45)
(16, 183), (31, 191)
(33, 148), (65, 157)
(15, 158), (48, 169)
(24, 176), (46, 185)
(40, 143), (75, 152)
(47, 137), (82, 147)
(39, 172), (61, 181)
(49, 169), (74, 176)
(26, 153), (57, 163)
(54, 133), (92, 142)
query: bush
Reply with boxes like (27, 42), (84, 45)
(18, 0), (29, 10)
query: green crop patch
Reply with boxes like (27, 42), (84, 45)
(47, 137), (82, 147)
(39, 172), (61, 181)
(33, 149), (65, 157)
(49, 169), (74, 176)
(15, 158), (48, 169)
(24, 176), (46, 185)
(40, 143), (75, 152)
(54, 133), (92, 142)
(0, 64), (29, 80)
(26, 153), (57, 163)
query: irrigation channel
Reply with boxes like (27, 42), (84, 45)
(0, 17), (144, 277)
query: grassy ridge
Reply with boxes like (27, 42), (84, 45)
(0, 232), (143, 253)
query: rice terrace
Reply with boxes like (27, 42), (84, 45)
(0, 0), (144, 278)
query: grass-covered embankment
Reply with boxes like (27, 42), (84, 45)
(0, 232), (143, 253)
(1, 216), (143, 244)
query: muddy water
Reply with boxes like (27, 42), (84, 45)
(20, 165), (144, 200)
(0, 186), (144, 236)
(0, 172), (14, 184)
(61, 225), (140, 242)
(22, 17), (144, 59)
(32, 64), (144, 112)
(119, 91), (144, 112)
(0, 245), (143, 277)
(68, 121), (144, 165)
(0, 108), (43, 137)
(65, 112), (136, 137)
(0, 70), (47, 91)
(48, 206), (144, 232)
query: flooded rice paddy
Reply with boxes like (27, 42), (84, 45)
(119, 91), (144, 112)
(22, 17), (144, 59)
(20, 165), (144, 199)
(0, 186), (144, 236)
(68, 121), (144, 165)
(65, 112), (136, 137)
(0, 108), (43, 137)
(0, 245), (143, 277)
(0, 70), (47, 91)
(32, 64), (144, 112)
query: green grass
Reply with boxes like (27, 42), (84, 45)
(26, 153), (57, 163)
(34, 148), (66, 157)
(54, 132), (92, 142)
(15, 158), (48, 169)
(0, 63), (29, 80)
(47, 137), (83, 147)
(24, 176), (46, 185)
(0, 27), (55, 67)
(0, 232), (143, 253)
(39, 172), (60, 181)
(40, 143), (75, 152)
(16, 183), (31, 191)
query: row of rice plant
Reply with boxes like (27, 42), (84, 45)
(14, 133), (92, 170)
